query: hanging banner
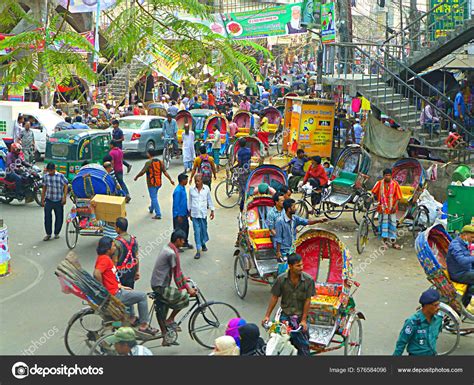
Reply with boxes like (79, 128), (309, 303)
(321, 2), (336, 44)
(143, 46), (183, 85)
(429, 0), (468, 39)
(58, 0), (117, 13)
(220, 3), (307, 40)
(301, 0), (322, 28)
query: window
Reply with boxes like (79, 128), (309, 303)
(149, 119), (163, 129)
(51, 143), (70, 158)
(119, 119), (145, 130)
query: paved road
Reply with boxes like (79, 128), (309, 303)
(0, 155), (472, 356)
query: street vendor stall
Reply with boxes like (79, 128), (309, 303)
(283, 97), (335, 159)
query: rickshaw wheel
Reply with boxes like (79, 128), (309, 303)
(356, 217), (369, 254)
(66, 218), (80, 250)
(295, 200), (309, 219)
(233, 254), (248, 299)
(344, 316), (363, 355)
(437, 305), (461, 355)
(411, 206), (430, 239)
(274, 132), (283, 154)
(322, 202), (343, 220)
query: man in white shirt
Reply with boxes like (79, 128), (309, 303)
(211, 125), (221, 171)
(182, 123), (196, 173)
(13, 115), (24, 143)
(188, 174), (215, 260)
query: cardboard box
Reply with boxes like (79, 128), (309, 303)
(91, 195), (126, 223)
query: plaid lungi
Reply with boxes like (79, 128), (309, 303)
(378, 213), (397, 240)
(153, 286), (189, 310)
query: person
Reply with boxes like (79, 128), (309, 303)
(236, 138), (252, 211)
(103, 161), (121, 192)
(94, 237), (157, 335)
(71, 115), (89, 129)
(352, 118), (364, 144)
(207, 90), (216, 109)
(446, 225), (474, 312)
(284, 149), (308, 178)
(211, 125), (221, 171)
(13, 115), (24, 143)
(173, 173), (193, 249)
(83, 111), (92, 124)
(134, 149), (175, 219)
(5, 143), (29, 197)
(279, 185), (292, 200)
(110, 141), (131, 203)
(239, 96), (250, 112)
(189, 146), (217, 189)
(150, 230), (197, 343)
(163, 114), (179, 155)
(262, 253), (314, 355)
(420, 101), (440, 135)
(323, 161), (334, 177)
(210, 336), (240, 356)
(181, 123), (196, 173)
(19, 122), (35, 163)
(114, 217), (139, 290)
(55, 116), (73, 132)
(267, 192), (285, 240)
(41, 163), (68, 241)
(111, 120), (132, 173)
(238, 324), (266, 356)
(188, 174), (215, 259)
(303, 156), (329, 206)
(454, 85), (467, 124)
(256, 112), (270, 155)
(167, 100), (179, 117)
(110, 327), (153, 356)
(274, 199), (324, 262)
(371, 168), (403, 249)
(190, 96), (201, 109)
(393, 289), (442, 356)
(132, 103), (140, 116)
(225, 318), (247, 348)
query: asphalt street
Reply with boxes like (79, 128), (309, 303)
(0, 154), (472, 356)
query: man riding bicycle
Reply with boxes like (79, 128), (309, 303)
(163, 113), (179, 156)
(150, 230), (197, 345)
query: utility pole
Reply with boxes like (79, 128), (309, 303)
(336, 0), (353, 74)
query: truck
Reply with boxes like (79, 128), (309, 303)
(0, 101), (64, 159)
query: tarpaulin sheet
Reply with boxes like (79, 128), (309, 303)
(363, 114), (411, 159)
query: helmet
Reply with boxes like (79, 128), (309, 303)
(11, 143), (22, 152)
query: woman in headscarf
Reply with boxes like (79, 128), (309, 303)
(238, 323), (266, 356)
(210, 336), (240, 356)
(225, 318), (246, 347)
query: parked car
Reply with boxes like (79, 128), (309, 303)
(109, 116), (166, 156)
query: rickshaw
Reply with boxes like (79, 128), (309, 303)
(356, 158), (431, 254)
(45, 130), (112, 183)
(202, 114), (230, 157)
(65, 164), (119, 249)
(271, 229), (364, 355)
(261, 106), (282, 145)
(299, 144), (372, 223)
(90, 103), (111, 122)
(146, 103), (167, 117)
(214, 136), (265, 209)
(233, 110), (253, 138)
(175, 110), (194, 144)
(415, 224), (474, 355)
(189, 109), (215, 141)
(233, 165), (288, 298)
(271, 84), (291, 102)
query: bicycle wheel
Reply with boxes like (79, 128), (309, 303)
(234, 254), (248, 299)
(163, 145), (170, 169)
(323, 201), (343, 220)
(214, 179), (240, 209)
(352, 193), (371, 225)
(295, 199), (309, 219)
(412, 205), (430, 239)
(344, 316), (363, 355)
(189, 302), (240, 349)
(89, 333), (117, 356)
(66, 218), (79, 250)
(64, 308), (105, 355)
(275, 132), (283, 154)
(437, 306), (461, 356)
(356, 217), (369, 254)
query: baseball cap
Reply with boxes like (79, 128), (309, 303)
(109, 327), (136, 344)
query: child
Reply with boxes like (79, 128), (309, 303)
(323, 161), (334, 177)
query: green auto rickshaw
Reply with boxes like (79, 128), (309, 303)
(45, 130), (112, 182)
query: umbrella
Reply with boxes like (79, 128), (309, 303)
(409, 70), (459, 99)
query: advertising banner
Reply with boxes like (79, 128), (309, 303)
(429, 0), (468, 39)
(301, 0), (321, 28)
(321, 2), (336, 44)
(146, 46), (183, 85)
(220, 3), (307, 39)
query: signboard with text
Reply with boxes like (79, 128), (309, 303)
(429, 0), (468, 39)
(321, 2), (336, 44)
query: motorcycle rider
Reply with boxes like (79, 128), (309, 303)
(5, 143), (30, 197)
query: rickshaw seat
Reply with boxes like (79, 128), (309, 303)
(249, 229), (273, 250)
(444, 269), (469, 296)
(400, 185), (415, 204)
(331, 171), (357, 188)
(310, 283), (344, 315)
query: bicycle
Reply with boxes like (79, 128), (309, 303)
(356, 195), (378, 254)
(294, 183), (331, 220)
(162, 137), (181, 169)
(84, 279), (240, 355)
(214, 166), (243, 209)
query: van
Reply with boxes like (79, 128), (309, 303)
(0, 101), (64, 159)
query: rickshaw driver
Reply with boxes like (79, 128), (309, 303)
(262, 253), (315, 356)
(163, 114), (179, 156)
(446, 225), (474, 313)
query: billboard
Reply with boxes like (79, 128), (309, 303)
(321, 2), (336, 44)
(301, 0), (321, 28)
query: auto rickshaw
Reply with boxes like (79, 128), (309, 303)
(146, 103), (167, 117)
(45, 130), (112, 182)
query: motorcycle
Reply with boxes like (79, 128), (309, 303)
(0, 165), (43, 206)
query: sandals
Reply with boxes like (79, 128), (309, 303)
(166, 321), (182, 332)
(138, 326), (158, 335)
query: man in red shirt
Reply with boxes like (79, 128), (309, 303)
(303, 156), (329, 206)
(94, 237), (157, 334)
(207, 90), (216, 109)
(110, 141), (131, 203)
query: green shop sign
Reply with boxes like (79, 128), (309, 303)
(429, 0), (468, 39)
